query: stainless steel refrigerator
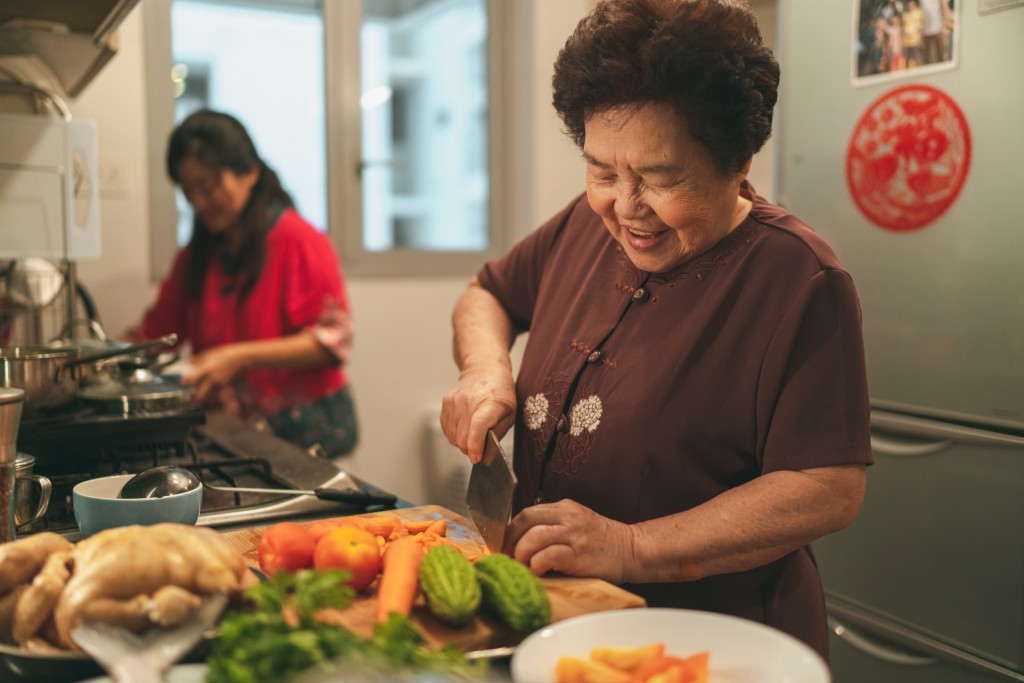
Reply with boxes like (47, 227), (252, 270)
(775, 1), (1024, 681)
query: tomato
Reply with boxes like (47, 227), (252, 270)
(313, 527), (382, 591)
(258, 522), (316, 574)
(306, 518), (362, 543)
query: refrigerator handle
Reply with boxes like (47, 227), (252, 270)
(870, 409), (1024, 457)
(828, 616), (937, 666)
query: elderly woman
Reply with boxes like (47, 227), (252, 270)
(440, 0), (871, 660)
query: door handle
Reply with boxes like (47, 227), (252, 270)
(828, 616), (937, 666)
(870, 409), (1024, 457)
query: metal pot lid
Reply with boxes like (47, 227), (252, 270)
(77, 378), (193, 402)
(0, 346), (79, 360)
(48, 338), (131, 355)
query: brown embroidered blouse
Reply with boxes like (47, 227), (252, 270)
(476, 183), (872, 659)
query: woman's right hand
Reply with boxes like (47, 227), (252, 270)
(440, 366), (516, 464)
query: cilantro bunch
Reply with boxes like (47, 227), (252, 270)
(205, 569), (485, 683)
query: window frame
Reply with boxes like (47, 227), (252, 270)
(144, 0), (511, 282)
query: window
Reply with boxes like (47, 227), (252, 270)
(145, 0), (508, 279)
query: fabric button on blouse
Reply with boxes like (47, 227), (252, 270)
(587, 350), (602, 363)
(632, 287), (649, 302)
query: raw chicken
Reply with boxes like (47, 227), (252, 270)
(53, 523), (247, 649)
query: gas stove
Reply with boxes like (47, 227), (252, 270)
(15, 404), (396, 536)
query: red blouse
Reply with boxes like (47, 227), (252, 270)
(137, 209), (349, 417)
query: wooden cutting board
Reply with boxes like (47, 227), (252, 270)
(219, 505), (646, 651)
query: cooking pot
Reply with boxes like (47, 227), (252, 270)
(0, 346), (80, 412)
(0, 334), (178, 413)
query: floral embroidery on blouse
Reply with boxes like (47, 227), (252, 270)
(524, 393), (549, 430)
(569, 395), (602, 436)
(524, 379), (602, 477)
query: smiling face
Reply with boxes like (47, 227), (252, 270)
(176, 155), (258, 237)
(584, 103), (752, 274)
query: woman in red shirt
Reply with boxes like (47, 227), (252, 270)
(130, 109), (357, 457)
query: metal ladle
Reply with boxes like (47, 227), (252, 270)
(119, 465), (397, 506)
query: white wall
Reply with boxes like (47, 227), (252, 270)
(70, 0), (777, 506)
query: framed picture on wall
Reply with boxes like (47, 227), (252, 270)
(853, 0), (960, 85)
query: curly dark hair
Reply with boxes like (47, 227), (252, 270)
(166, 109), (295, 302)
(552, 0), (780, 177)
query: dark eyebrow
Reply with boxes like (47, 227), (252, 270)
(582, 151), (679, 176)
(581, 151), (611, 170)
(635, 163), (680, 175)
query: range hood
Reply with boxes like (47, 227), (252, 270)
(0, 0), (140, 99)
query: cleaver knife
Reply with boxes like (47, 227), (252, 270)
(465, 429), (517, 553)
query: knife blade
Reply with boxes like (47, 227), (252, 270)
(465, 429), (517, 553)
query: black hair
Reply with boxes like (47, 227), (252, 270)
(552, 0), (780, 176)
(166, 109), (295, 301)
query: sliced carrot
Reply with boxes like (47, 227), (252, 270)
(374, 536), (425, 624)
(359, 515), (400, 538)
(555, 657), (587, 683)
(571, 658), (632, 683)
(646, 666), (686, 683)
(425, 519), (447, 537)
(592, 644), (665, 673)
(403, 519), (435, 534)
(629, 653), (708, 683)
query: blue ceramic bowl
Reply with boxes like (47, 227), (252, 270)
(72, 473), (202, 538)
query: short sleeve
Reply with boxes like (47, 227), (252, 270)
(135, 249), (190, 344)
(758, 269), (873, 472)
(280, 225), (348, 332)
(477, 194), (588, 330)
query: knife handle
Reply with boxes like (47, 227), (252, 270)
(313, 488), (397, 506)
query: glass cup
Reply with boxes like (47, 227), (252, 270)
(1, 460), (14, 543)
(14, 453), (51, 531)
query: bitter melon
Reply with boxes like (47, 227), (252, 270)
(418, 545), (481, 626)
(474, 553), (551, 632)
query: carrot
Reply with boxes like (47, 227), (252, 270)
(425, 519), (447, 537)
(374, 536), (425, 624)
(363, 515), (403, 538)
(403, 519), (435, 534)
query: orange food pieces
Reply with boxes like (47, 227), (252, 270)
(556, 656), (632, 683)
(312, 527), (382, 591)
(629, 652), (708, 683)
(592, 644), (665, 672)
(257, 522), (317, 574)
(555, 644), (708, 683)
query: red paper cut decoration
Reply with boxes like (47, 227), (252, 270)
(846, 84), (971, 232)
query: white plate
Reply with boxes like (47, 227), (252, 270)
(80, 663), (207, 683)
(510, 608), (830, 683)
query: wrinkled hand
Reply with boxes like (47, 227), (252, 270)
(182, 344), (250, 403)
(505, 499), (636, 584)
(440, 367), (515, 463)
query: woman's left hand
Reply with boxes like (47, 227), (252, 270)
(504, 499), (635, 584)
(182, 344), (250, 402)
